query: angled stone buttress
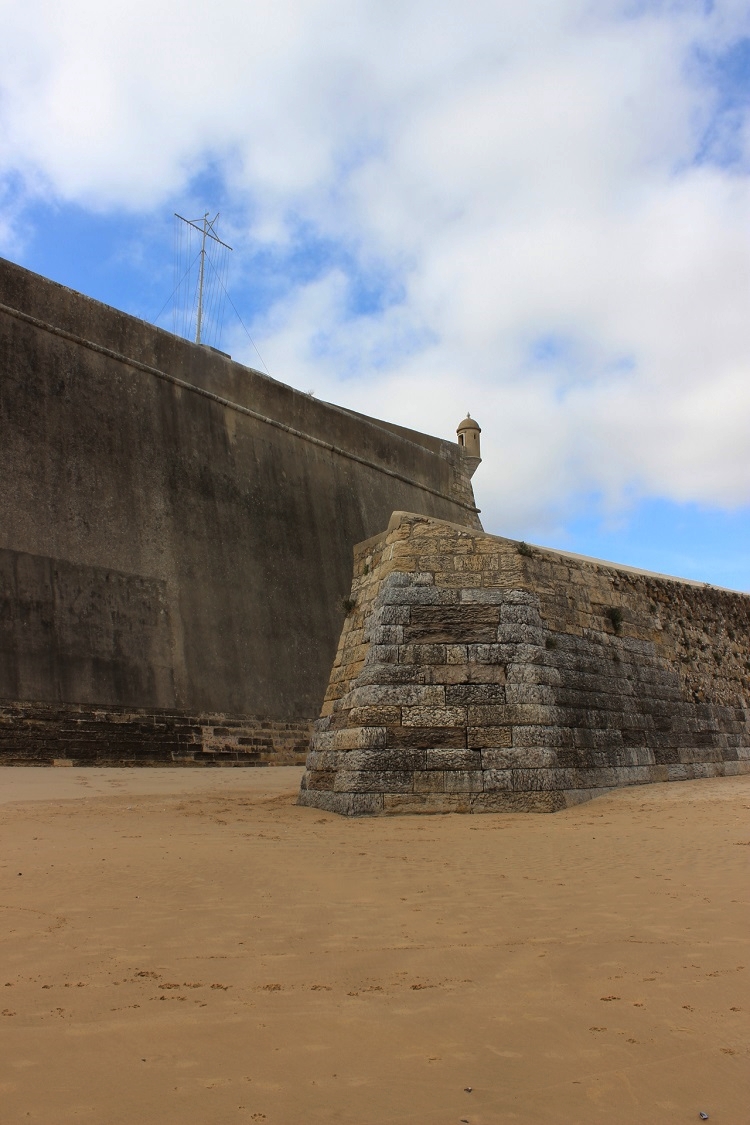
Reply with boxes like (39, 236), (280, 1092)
(298, 513), (750, 815)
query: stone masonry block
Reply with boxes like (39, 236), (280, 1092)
(502, 590), (540, 606)
(444, 770), (484, 793)
(483, 768), (566, 792)
(378, 586), (458, 606)
(471, 790), (566, 813)
(501, 704), (564, 725)
(310, 730), (336, 751)
(459, 588), (510, 604)
(383, 793), (472, 814)
(371, 626), (404, 645)
(305, 749), (342, 771)
(466, 644), (509, 665)
(423, 749), (482, 770)
(504, 664), (562, 686)
(413, 770), (446, 793)
(368, 644), (400, 664)
(445, 684), (505, 705)
(420, 664), (505, 685)
(334, 769), (414, 793)
(468, 726), (512, 749)
(406, 605), (500, 644)
(357, 664), (430, 686)
(399, 644), (448, 665)
(380, 572), (419, 588)
(504, 684), (556, 706)
(496, 624), (546, 645)
(467, 705), (509, 726)
(347, 706), (402, 726)
(386, 726), (467, 749)
(304, 769), (338, 790)
(373, 605), (411, 626)
(345, 749), (426, 771)
(402, 706), (466, 727)
(499, 604), (543, 626)
(346, 685), (445, 708)
(333, 726), (387, 750)
(481, 748), (557, 769)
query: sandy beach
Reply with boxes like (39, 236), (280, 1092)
(0, 767), (748, 1125)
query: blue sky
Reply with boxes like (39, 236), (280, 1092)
(1, 0), (749, 590)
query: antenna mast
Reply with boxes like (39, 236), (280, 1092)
(174, 211), (233, 345)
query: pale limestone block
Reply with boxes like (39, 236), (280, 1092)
(418, 555), (462, 572)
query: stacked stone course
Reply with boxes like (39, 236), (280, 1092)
(0, 701), (311, 767)
(298, 513), (750, 815)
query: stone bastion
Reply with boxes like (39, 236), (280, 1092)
(298, 512), (750, 814)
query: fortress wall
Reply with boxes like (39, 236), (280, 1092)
(298, 513), (750, 814)
(0, 258), (480, 747)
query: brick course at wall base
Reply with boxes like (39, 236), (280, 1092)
(0, 701), (312, 767)
(298, 513), (750, 815)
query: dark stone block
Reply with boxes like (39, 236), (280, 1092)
(385, 726), (466, 749)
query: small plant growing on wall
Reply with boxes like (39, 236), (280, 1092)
(606, 606), (624, 634)
(517, 541), (533, 558)
(341, 597), (356, 614)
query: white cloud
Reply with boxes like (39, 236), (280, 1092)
(1, 0), (749, 535)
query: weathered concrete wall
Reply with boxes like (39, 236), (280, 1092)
(0, 258), (480, 734)
(298, 513), (750, 814)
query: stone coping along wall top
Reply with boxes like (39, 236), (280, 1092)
(298, 513), (750, 815)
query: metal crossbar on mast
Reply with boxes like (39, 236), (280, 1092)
(174, 211), (233, 345)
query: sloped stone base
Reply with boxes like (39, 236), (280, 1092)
(298, 513), (750, 815)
